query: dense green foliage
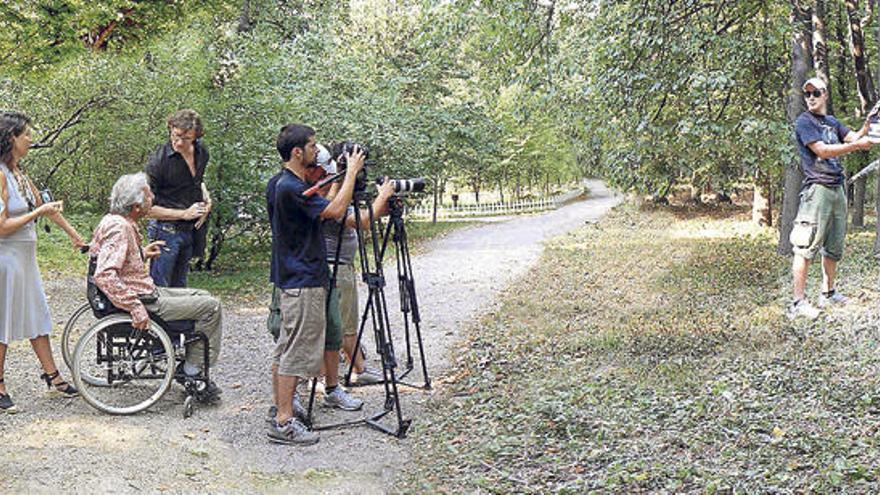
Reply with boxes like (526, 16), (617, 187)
(1, 0), (585, 265)
(7, 0), (876, 262)
(577, 1), (795, 195)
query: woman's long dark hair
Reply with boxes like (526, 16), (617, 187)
(0, 111), (31, 165)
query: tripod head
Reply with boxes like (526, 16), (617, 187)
(387, 195), (405, 219)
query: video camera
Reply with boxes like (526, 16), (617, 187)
(305, 141), (428, 197)
(334, 141), (373, 170)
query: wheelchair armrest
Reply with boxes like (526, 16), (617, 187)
(148, 313), (196, 335)
(86, 257), (195, 334)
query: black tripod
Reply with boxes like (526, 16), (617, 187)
(303, 187), (411, 438)
(344, 196), (431, 390)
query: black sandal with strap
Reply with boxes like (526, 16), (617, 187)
(40, 370), (79, 398)
(0, 377), (17, 413)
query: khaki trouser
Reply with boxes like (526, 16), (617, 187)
(273, 286), (326, 378)
(336, 263), (359, 337)
(144, 287), (223, 366)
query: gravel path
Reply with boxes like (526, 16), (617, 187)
(0, 180), (620, 494)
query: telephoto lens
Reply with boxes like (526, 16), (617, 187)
(390, 178), (426, 193)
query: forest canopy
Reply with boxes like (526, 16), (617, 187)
(3, 0), (874, 262)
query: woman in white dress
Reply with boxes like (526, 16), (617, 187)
(0, 111), (86, 413)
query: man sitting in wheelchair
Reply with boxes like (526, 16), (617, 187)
(89, 172), (223, 399)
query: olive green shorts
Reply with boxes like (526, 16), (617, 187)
(790, 184), (847, 261)
(325, 279), (343, 352)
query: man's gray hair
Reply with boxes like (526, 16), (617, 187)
(109, 172), (149, 215)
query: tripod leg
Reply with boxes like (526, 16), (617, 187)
(394, 223), (415, 371)
(395, 221), (431, 389)
(305, 377), (318, 428)
(353, 191), (412, 437)
(345, 295), (375, 385)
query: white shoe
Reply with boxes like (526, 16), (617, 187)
(817, 290), (848, 308)
(323, 387), (363, 411)
(786, 299), (821, 320)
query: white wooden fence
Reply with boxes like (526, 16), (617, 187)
(408, 188), (584, 220)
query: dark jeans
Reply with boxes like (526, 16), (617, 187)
(147, 220), (194, 288)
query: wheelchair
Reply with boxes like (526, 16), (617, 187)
(66, 256), (215, 418)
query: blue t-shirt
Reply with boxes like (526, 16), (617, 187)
(268, 169), (331, 289)
(795, 112), (850, 189)
(266, 171), (281, 284)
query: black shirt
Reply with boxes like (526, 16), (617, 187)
(145, 140), (210, 225)
(795, 112), (849, 189)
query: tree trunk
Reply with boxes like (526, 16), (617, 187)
(847, 0), (876, 227)
(853, 174), (867, 226)
(813, 0), (834, 113)
(874, 0), (880, 255)
(204, 218), (225, 271)
(753, 176), (772, 226)
(874, 171), (880, 255)
(237, 0), (253, 33)
(778, 0), (813, 256)
(846, 0), (876, 117)
(837, 2), (850, 115)
(432, 173), (440, 224)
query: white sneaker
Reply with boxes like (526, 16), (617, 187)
(786, 299), (821, 320)
(323, 387), (363, 411)
(817, 291), (848, 308)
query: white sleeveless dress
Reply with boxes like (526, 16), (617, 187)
(0, 163), (51, 344)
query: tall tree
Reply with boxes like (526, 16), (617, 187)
(846, 0), (875, 227)
(813, 0), (833, 112)
(779, 0), (814, 255)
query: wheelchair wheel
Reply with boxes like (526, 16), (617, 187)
(61, 302), (97, 376)
(72, 315), (175, 415)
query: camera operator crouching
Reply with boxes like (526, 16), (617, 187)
(265, 125), (394, 446)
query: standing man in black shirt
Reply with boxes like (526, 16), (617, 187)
(145, 109), (212, 288)
(787, 78), (879, 319)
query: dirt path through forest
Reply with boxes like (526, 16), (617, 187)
(0, 180), (620, 494)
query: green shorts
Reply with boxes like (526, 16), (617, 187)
(325, 279), (343, 351)
(790, 184), (847, 261)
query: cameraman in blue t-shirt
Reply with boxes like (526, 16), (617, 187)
(265, 124), (367, 445)
(788, 77), (880, 320)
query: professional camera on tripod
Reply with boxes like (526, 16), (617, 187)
(323, 141), (427, 195)
(300, 140), (430, 438)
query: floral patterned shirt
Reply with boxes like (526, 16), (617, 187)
(89, 214), (156, 324)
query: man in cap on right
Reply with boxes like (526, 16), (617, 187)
(788, 77), (880, 319)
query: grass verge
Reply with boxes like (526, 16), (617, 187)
(400, 201), (880, 493)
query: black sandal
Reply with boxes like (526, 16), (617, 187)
(0, 377), (17, 413)
(40, 370), (79, 398)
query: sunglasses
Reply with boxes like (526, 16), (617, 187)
(804, 89), (824, 98)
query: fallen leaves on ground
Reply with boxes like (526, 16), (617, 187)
(400, 203), (880, 493)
